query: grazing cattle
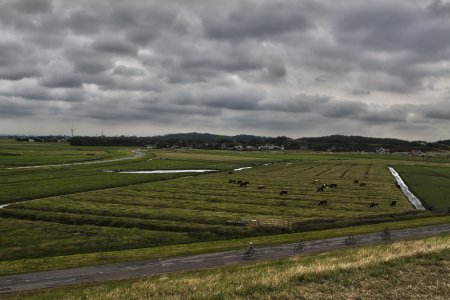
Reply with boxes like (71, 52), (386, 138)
(354, 180), (359, 184)
(369, 202), (379, 208)
(240, 182), (248, 187)
(312, 179), (319, 184)
(318, 200), (328, 206)
(229, 179), (236, 183)
(360, 182), (366, 187)
(390, 200), (397, 207)
(243, 181), (249, 185)
(257, 185), (265, 189)
(364, 171), (369, 178)
(236, 180), (243, 185)
(329, 183), (337, 188)
(279, 190), (288, 196)
(317, 186), (324, 192)
(228, 171), (233, 174)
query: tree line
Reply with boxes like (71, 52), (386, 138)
(67, 133), (450, 152)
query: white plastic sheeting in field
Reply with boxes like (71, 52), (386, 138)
(388, 167), (425, 210)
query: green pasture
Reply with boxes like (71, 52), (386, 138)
(0, 141), (129, 167)
(0, 160), (420, 263)
(394, 165), (450, 211)
(0, 148), (262, 205)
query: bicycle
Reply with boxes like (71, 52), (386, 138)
(294, 241), (307, 252)
(345, 234), (356, 245)
(381, 231), (391, 240)
(243, 248), (258, 260)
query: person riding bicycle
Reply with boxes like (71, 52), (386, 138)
(382, 227), (391, 239)
(246, 242), (255, 255)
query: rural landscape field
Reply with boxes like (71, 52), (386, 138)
(0, 138), (449, 299)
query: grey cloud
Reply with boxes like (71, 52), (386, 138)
(112, 65), (146, 77)
(203, 1), (312, 39)
(92, 38), (138, 56)
(13, 0), (52, 14)
(66, 48), (112, 74)
(420, 100), (450, 120)
(1, 0), (450, 140)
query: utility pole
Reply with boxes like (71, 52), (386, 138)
(71, 129), (74, 137)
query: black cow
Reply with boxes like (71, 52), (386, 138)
(279, 190), (288, 196)
(318, 200), (328, 206)
(228, 179), (236, 183)
(360, 182), (366, 187)
(240, 182), (248, 187)
(236, 180), (243, 185)
(369, 202), (379, 208)
(354, 180), (359, 184)
(390, 200), (397, 207)
(329, 183), (337, 188)
(228, 171), (234, 174)
(317, 186), (324, 192)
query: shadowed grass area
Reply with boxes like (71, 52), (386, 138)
(5, 233), (449, 299)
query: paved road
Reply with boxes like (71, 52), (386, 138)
(0, 223), (449, 294)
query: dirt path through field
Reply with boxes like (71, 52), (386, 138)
(0, 223), (448, 294)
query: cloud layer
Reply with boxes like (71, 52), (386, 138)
(0, 0), (449, 140)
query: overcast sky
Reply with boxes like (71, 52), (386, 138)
(1, 0), (449, 141)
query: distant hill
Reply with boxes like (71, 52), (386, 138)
(65, 133), (449, 152)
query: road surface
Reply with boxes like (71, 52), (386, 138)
(0, 223), (449, 294)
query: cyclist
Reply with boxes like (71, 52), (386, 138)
(246, 242), (255, 255)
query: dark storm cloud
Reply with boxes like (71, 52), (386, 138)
(1, 0), (449, 140)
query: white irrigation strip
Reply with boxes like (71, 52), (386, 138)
(388, 167), (425, 210)
(233, 167), (253, 171)
(118, 169), (216, 174)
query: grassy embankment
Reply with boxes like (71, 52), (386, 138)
(5, 233), (449, 300)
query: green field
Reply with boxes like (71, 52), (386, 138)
(0, 159), (419, 262)
(395, 165), (450, 211)
(5, 234), (449, 300)
(0, 141), (448, 279)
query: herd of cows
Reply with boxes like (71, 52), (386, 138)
(227, 170), (398, 209)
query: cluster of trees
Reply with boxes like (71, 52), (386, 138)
(67, 133), (450, 152)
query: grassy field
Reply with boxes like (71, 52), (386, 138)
(5, 233), (449, 299)
(0, 160), (417, 262)
(0, 142), (448, 279)
(394, 165), (450, 211)
(0, 139), (129, 167)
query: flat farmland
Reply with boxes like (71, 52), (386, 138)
(394, 165), (450, 211)
(0, 160), (416, 261)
